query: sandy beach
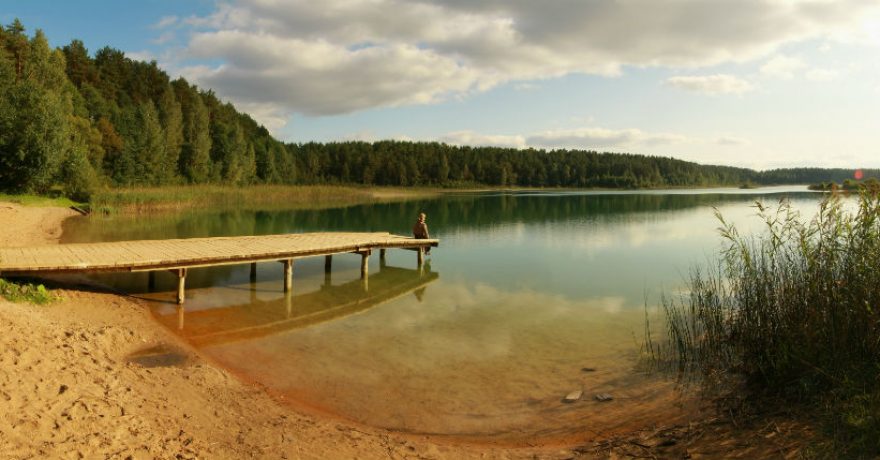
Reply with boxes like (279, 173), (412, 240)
(0, 202), (814, 459)
(0, 203), (570, 459)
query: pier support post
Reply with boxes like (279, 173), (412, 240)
(360, 251), (370, 279)
(177, 305), (185, 330)
(250, 262), (257, 282)
(379, 249), (386, 270)
(417, 247), (425, 269)
(176, 268), (187, 304)
(147, 271), (156, 291)
(283, 259), (293, 293)
(324, 255), (332, 273)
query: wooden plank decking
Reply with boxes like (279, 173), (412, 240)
(0, 232), (439, 304)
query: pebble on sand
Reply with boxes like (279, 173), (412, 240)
(563, 390), (583, 403)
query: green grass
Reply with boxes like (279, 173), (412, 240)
(88, 184), (440, 214)
(0, 279), (56, 304)
(0, 193), (83, 208)
(646, 191), (880, 457)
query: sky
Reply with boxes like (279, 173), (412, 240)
(3, 0), (880, 170)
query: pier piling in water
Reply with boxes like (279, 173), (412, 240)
(283, 259), (293, 293)
(0, 232), (438, 305)
(176, 268), (187, 304)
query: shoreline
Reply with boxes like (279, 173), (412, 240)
(0, 201), (562, 459)
(77, 183), (812, 215)
(0, 200), (813, 458)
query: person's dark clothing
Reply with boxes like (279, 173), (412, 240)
(413, 220), (429, 239)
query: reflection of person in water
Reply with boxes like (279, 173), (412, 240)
(413, 286), (426, 302)
(412, 212), (431, 254)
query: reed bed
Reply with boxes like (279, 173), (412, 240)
(647, 190), (880, 456)
(89, 185), (438, 214)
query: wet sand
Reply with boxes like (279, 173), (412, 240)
(0, 202), (562, 459)
(0, 201), (813, 459)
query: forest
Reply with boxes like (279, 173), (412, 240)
(1, 20), (877, 201)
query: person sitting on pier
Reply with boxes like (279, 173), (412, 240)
(412, 212), (431, 254)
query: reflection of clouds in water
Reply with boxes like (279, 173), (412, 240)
(448, 198), (828, 255)
(209, 281), (640, 376)
(309, 281), (637, 365)
(445, 210), (716, 257)
(202, 278), (658, 437)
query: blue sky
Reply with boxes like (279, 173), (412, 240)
(3, 0), (880, 169)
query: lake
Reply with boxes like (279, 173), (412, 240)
(62, 186), (822, 444)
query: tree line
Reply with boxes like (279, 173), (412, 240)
(0, 20), (289, 200)
(1, 20), (877, 201)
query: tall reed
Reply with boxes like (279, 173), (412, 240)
(648, 190), (880, 453)
(88, 185), (437, 214)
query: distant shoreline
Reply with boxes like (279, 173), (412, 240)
(5, 183), (816, 216)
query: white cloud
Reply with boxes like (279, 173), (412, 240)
(665, 74), (754, 95)
(125, 50), (157, 63)
(438, 127), (690, 151)
(233, 101), (291, 133)
(527, 127), (689, 150)
(181, 30), (481, 116)
(173, 0), (880, 119)
(805, 68), (839, 81)
(151, 31), (176, 45)
(759, 54), (841, 82)
(716, 136), (750, 146)
(439, 131), (526, 149)
(153, 15), (178, 29)
(342, 131), (378, 143)
(513, 82), (540, 91)
(760, 55), (806, 79)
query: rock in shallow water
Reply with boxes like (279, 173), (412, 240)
(563, 390), (583, 403)
(594, 393), (614, 402)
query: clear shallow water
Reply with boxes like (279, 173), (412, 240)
(63, 186), (822, 442)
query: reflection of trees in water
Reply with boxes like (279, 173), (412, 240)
(153, 264), (439, 347)
(64, 191), (817, 243)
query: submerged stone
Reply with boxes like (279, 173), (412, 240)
(563, 390), (583, 403)
(126, 343), (189, 368)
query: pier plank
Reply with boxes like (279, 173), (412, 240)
(0, 232), (438, 275)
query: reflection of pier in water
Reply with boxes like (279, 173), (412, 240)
(155, 263), (439, 347)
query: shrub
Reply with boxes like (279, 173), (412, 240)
(0, 278), (56, 304)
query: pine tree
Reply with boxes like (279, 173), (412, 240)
(157, 86), (183, 182)
(0, 28), (71, 193)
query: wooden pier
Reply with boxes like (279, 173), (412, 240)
(0, 232), (438, 304)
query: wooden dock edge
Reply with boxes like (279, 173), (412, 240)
(0, 233), (438, 305)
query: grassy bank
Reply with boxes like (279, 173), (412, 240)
(647, 191), (880, 457)
(0, 193), (83, 208)
(88, 185), (443, 214)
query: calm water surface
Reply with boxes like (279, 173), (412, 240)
(63, 186), (821, 442)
